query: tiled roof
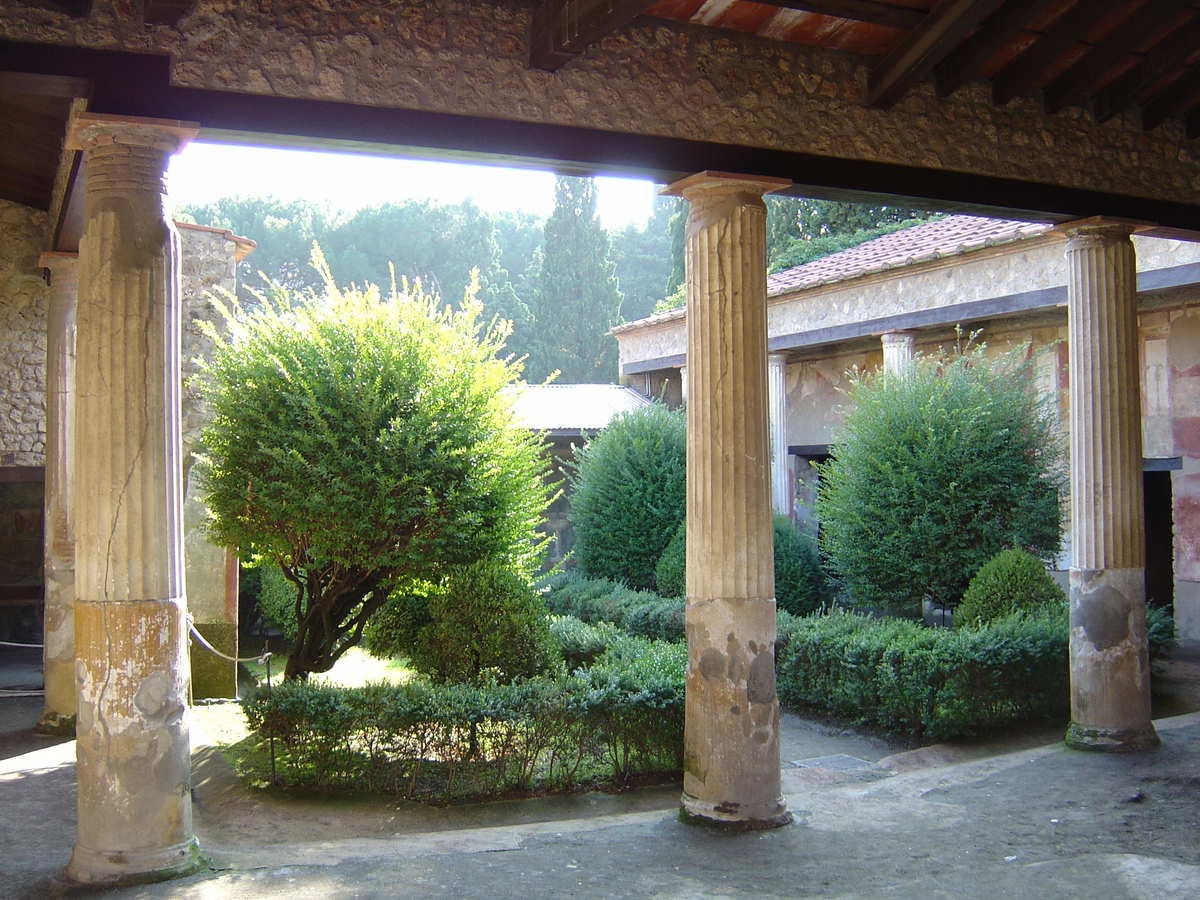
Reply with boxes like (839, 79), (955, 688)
(510, 383), (652, 433)
(766, 215), (1052, 297)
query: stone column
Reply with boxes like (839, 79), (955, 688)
(664, 171), (792, 828)
(679, 365), (688, 407)
(64, 113), (203, 883)
(881, 330), (916, 373)
(1062, 220), (1157, 752)
(768, 352), (789, 516)
(36, 252), (77, 735)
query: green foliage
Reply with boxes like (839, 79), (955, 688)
(540, 572), (685, 643)
(365, 561), (555, 683)
(246, 564), (299, 641)
(241, 634), (684, 802)
(776, 607), (1071, 739)
(526, 176), (623, 383)
(773, 516), (832, 616)
(196, 255), (549, 680)
(569, 403), (686, 590)
(956, 549), (1066, 627)
(1147, 605), (1177, 660)
(817, 342), (1065, 614)
(654, 520), (686, 598)
(611, 195), (683, 322)
(549, 615), (623, 669)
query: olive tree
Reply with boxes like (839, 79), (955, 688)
(196, 260), (549, 680)
(817, 342), (1064, 614)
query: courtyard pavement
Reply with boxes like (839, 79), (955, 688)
(3, 644), (1200, 900)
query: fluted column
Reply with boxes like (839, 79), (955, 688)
(37, 252), (78, 735)
(881, 330), (916, 374)
(768, 352), (789, 515)
(1062, 220), (1157, 752)
(665, 171), (792, 828)
(64, 113), (203, 883)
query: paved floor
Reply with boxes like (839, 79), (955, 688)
(4, 646), (1200, 900)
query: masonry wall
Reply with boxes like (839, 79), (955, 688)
(0, 198), (48, 468)
(2, 0), (1200, 209)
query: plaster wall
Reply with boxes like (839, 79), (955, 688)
(2, 1), (1200, 208)
(0, 199), (48, 467)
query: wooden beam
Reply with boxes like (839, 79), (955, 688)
(1093, 13), (1200, 123)
(934, 0), (1045, 98)
(864, 0), (1006, 109)
(11, 0), (92, 17)
(756, 0), (924, 30)
(1185, 101), (1200, 140)
(529, 0), (657, 72)
(1042, 0), (1194, 115)
(991, 0), (1124, 106)
(1142, 61), (1200, 131)
(0, 72), (90, 97)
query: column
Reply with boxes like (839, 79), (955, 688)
(36, 253), (77, 735)
(679, 365), (688, 407)
(664, 171), (792, 828)
(881, 330), (916, 374)
(768, 352), (789, 516)
(65, 113), (204, 883)
(1062, 219), (1157, 752)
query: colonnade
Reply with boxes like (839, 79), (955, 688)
(41, 138), (1159, 876)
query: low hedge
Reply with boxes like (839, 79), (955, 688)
(242, 635), (685, 804)
(540, 572), (685, 643)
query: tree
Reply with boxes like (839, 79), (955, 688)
(817, 342), (1065, 615)
(526, 176), (623, 383)
(610, 195), (683, 322)
(196, 256), (550, 680)
(569, 403), (686, 590)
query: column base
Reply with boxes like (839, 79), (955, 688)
(65, 837), (206, 885)
(33, 709), (76, 737)
(1065, 721), (1160, 752)
(680, 793), (793, 830)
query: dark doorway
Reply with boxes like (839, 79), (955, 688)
(1144, 466), (1176, 611)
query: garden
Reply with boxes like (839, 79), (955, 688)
(195, 264), (1174, 806)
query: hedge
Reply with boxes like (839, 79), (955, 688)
(242, 635), (685, 804)
(540, 572), (684, 642)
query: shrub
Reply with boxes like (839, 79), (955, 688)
(197, 255), (549, 679)
(249, 564), (300, 641)
(1147, 605), (1177, 660)
(773, 516), (831, 616)
(776, 607), (1070, 739)
(549, 615), (621, 669)
(569, 403), (686, 590)
(242, 634), (684, 802)
(818, 342), (1065, 614)
(956, 549), (1066, 627)
(366, 561), (555, 683)
(654, 521), (686, 598)
(541, 572), (685, 642)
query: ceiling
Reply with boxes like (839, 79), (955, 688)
(4, 0), (1200, 222)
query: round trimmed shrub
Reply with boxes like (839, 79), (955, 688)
(366, 561), (555, 683)
(654, 520), (686, 597)
(956, 549), (1066, 627)
(773, 517), (831, 617)
(569, 403), (686, 590)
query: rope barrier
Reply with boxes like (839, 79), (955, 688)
(0, 639), (44, 649)
(0, 690), (43, 698)
(186, 618), (272, 665)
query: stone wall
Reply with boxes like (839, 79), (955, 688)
(2, 0), (1200, 208)
(0, 199), (48, 467)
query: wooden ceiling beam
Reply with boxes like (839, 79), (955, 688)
(934, 0), (1045, 98)
(10, 0), (93, 17)
(1042, 0), (1194, 115)
(1142, 61), (1200, 131)
(529, 0), (657, 71)
(1093, 13), (1200, 123)
(756, 0), (924, 30)
(1185, 100), (1200, 139)
(864, 0), (1006, 109)
(991, 0), (1125, 106)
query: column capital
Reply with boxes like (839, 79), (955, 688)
(661, 171), (791, 199)
(39, 251), (79, 268)
(66, 112), (199, 155)
(1054, 216), (1152, 243)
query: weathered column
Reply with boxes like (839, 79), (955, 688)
(36, 252), (78, 735)
(881, 330), (916, 374)
(768, 352), (789, 516)
(65, 113), (204, 883)
(1062, 219), (1157, 752)
(665, 171), (792, 828)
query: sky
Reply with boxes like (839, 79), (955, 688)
(168, 142), (658, 230)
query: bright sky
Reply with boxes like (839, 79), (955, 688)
(168, 142), (658, 230)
